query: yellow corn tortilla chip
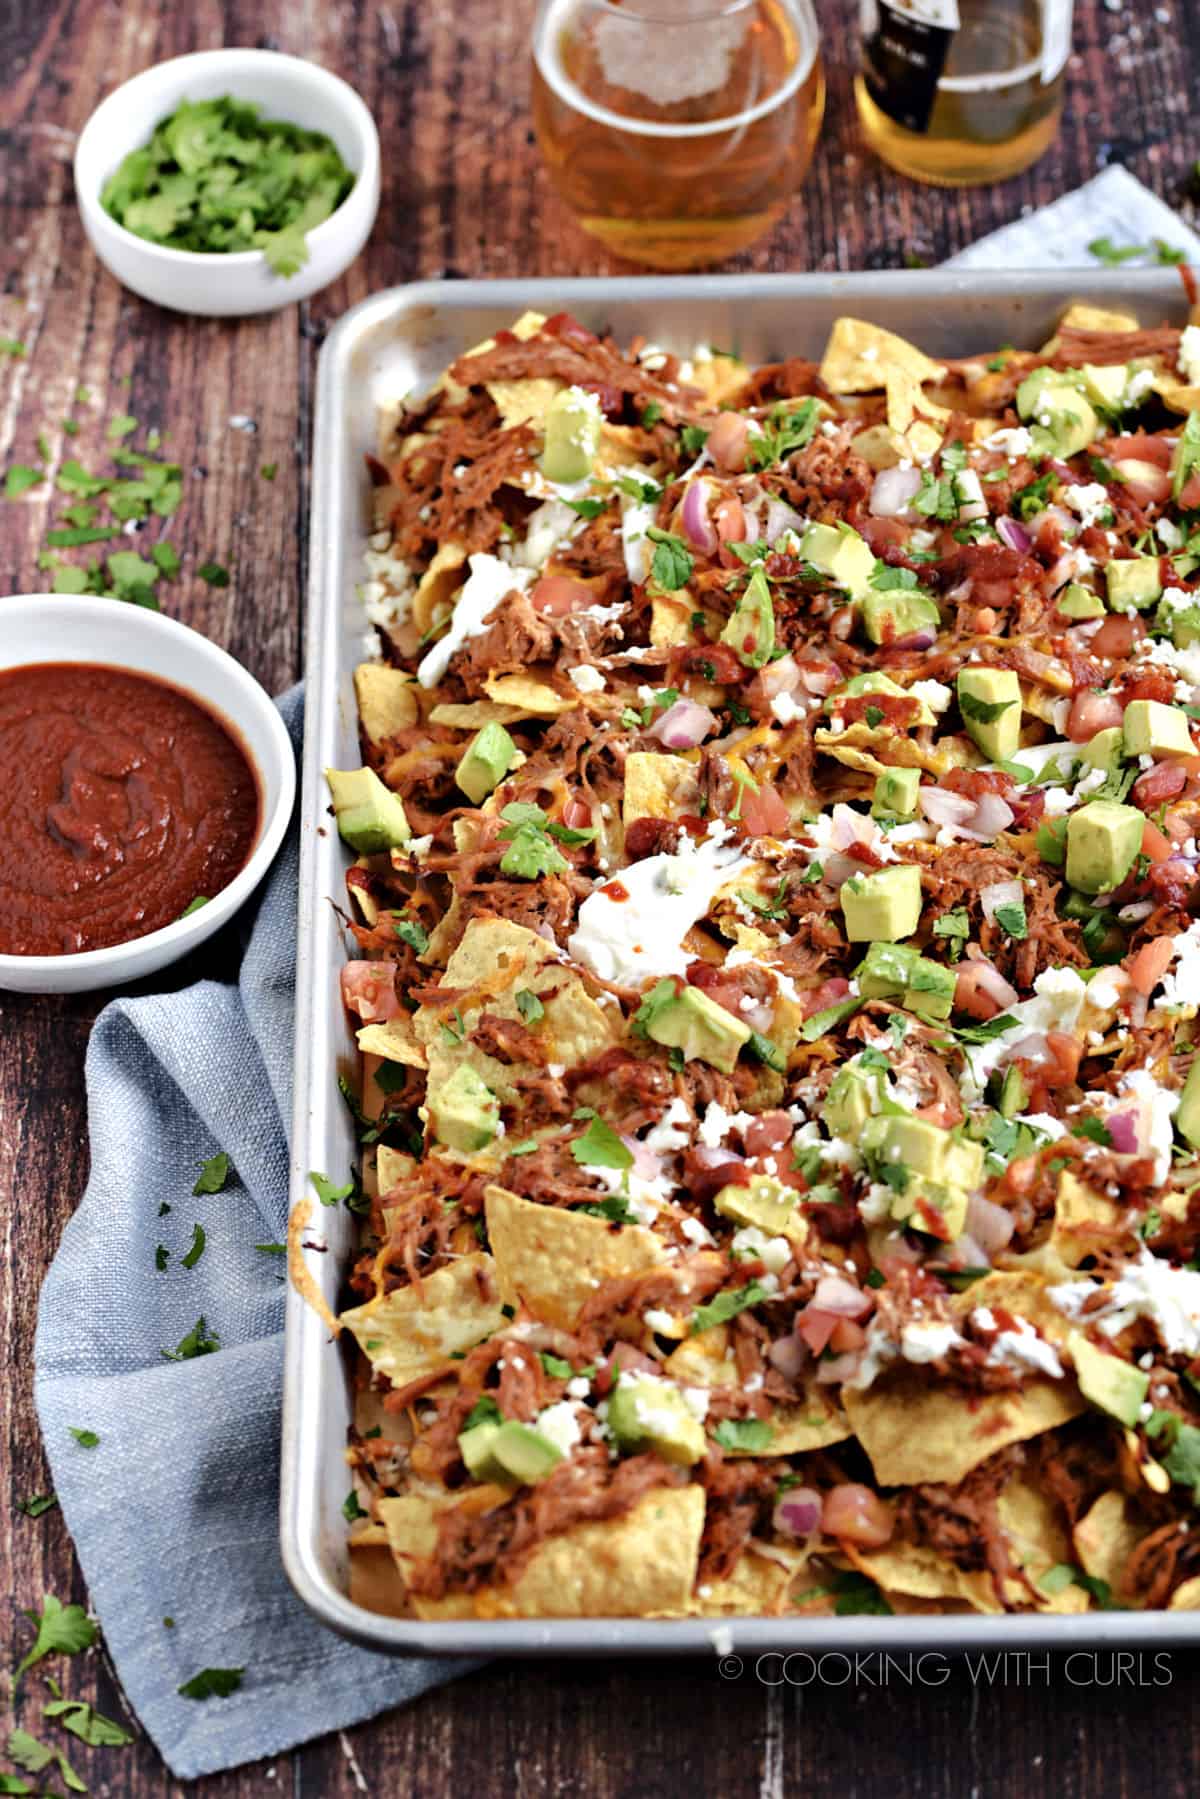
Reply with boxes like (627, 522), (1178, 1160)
(376, 1144), (417, 1196)
(995, 1474), (1089, 1613)
(288, 1196), (341, 1339)
(689, 352), (749, 409)
(353, 663), (419, 744)
(428, 700), (528, 729)
(670, 1542), (810, 1617)
(650, 594), (695, 648)
(383, 1484), (705, 1619)
(821, 318), (946, 395)
(1168, 1576), (1200, 1610)
(356, 1013), (427, 1069)
(1052, 303), (1141, 341)
(1155, 379), (1200, 415)
(413, 542), (468, 635)
(885, 369), (950, 435)
(847, 1543), (1002, 1614)
(1073, 1490), (1142, 1600)
(482, 672), (574, 716)
(487, 376), (561, 433)
(339, 1252), (505, 1386)
(949, 1269), (1073, 1347)
(764, 1392), (853, 1455)
(843, 1369), (1083, 1487)
(600, 421), (654, 469)
(623, 750), (702, 825)
(415, 917), (617, 1103)
(814, 729), (963, 780)
(485, 1183), (666, 1330)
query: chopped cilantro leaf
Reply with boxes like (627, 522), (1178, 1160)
(515, 988), (544, 1024)
(42, 1698), (133, 1747)
(194, 1151), (230, 1193)
(198, 559), (230, 586)
(5, 1728), (87, 1794)
(1088, 236), (1147, 265)
(747, 1029), (786, 1073)
(177, 1666), (245, 1701)
(994, 900), (1028, 940)
(465, 1395), (502, 1429)
(933, 908), (970, 943)
(746, 398), (819, 471)
(539, 1352), (574, 1379)
(161, 1317), (220, 1361)
(565, 496), (605, 519)
(311, 1169), (354, 1206)
(68, 1427), (100, 1448)
(712, 1418), (774, 1452)
(690, 1281), (766, 1335)
(16, 1494), (57, 1519)
(571, 1116), (633, 1171)
(640, 401), (663, 427)
(1074, 1117), (1113, 1147)
(646, 527), (693, 591)
(577, 1193), (639, 1225)
(181, 1222), (207, 1268)
(959, 688), (1016, 725)
(15, 1594), (97, 1682)
(680, 423), (709, 455)
(390, 910), (429, 953)
(4, 465), (43, 498)
(155, 1244), (170, 1271)
(342, 1489), (367, 1522)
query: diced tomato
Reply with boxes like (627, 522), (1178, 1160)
(1111, 461), (1171, 507)
(796, 1307), (841, 1355)
(674, 642), (745, 684)
(744, 1110), (793, 1157)
(1043, 1030), (1082, 1088)
(714, 497), (746, 543)
(858, 516), (910, 556)
(340, 960), (401, 1024)
(1141, 818), (1174, 863)
(828, 1318), (868, 1354)
(1067, 689), (1124, 742)
(943, 767), (1016, 801)
(821, 1484), (894, 1548)
(1119, 668), (1177, 706)
(954, 960), (1018, 1021)
(1007, 788), (1046, 829)
(1091, 614), (1137, 659)
(842, 691), (922, 729)
(543, 311), (598, 348)
(707, 412), (749, 472)
(1131, 763), (1187, 811)
(1125, 935), (1177, 997)
(1105, 434), (1172, 467)
(739, 781), (790, 837)
(800, 977), (851, 1018)
(561, 796), (593, 830)
(531, 574), (594, 615)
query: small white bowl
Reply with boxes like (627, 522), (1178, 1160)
(74, 48), (380, 318)
(0, 597), (296, 994)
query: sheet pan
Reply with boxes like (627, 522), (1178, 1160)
(283, 270), (1200, 1656)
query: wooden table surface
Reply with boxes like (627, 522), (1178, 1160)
(3, 0), (1199, 1791)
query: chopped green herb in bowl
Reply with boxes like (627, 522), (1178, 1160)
(101, 96), (355, 277)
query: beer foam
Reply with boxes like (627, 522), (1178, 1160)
(594, 0), (751, 107)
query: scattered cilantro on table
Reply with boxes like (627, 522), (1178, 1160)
(194, 1151), (230, 1194)
(15, 1595), (97, 1683)
(177, 1666), (245, 1701)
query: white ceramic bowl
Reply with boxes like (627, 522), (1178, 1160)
(74, 49), (380, 317)
(0, 597), (296, 994)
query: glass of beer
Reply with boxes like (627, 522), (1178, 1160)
(531, 0), (825, 270)
(855, 0), (1072, 187)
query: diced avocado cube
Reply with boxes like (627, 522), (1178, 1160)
(642, 982), (751, 1075)
(800, 521), (875, 600)
(1015, 367), (1062, 420)
(1029, 385), (1099, 458)
(957, 666), (1022, 762)
(891, 1178), (970, 1243)
(861, 587), (941, 648)
(428, 1063), (499, 1154)
(1056, 582), (1106, 621)
(1169, 606), (1200, 650)
(840, 862), (923, 943)
(456, 721), (518, 804)
(1065, 799), (1145, 895)
(1177, 1058), (1200, 1151)
(862, 1113), (978, 1186)
(540, 386), (602, 484)
(1080, 362), (1132, 412)
(458, 1419), (510, 1484)
(713, 1173), (797, 1234)
(607, 1376), (706, 1466)
(490, 1420), (564, 1485)
(855, 941), (956, 1021)
(823, 1063), (884, 1136)
(989, 1064), (1031, 1120)
(1081, 726), (1124, 773)
(943, 1133), (985, 1192)
(1122, 699), (1195, 760)
(1069, 1332), (1149, 1427)
(872, 766), (921, 821)
(325, 766), (411, 854)
(720, 565), (775, 668)
(1106, 557), (1162, 612)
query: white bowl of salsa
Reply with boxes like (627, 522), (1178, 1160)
(0, 596), (295, 993)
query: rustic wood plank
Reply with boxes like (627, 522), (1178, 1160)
(4, 0), (1200, 1793)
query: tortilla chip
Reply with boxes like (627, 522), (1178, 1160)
(484, 1183), (666, 1330)
(885, 369), (949, 435)
(843, 1369), (1083, 1487)
(689, 353), (750, 409)
(847, 1543), (1002, 1614)
(349, 1532), (411, 1618)
(820, 318), (946, 395)
(488, 377), (561, 433)
(1156, 379), (1200, 415)
(416, 917), (616, 1103)
(1168, 1575), (1200, 1610)
(1049, 1171), (1126, 1269)
(377, 1144), (417, 1197)
(383, 1484), (705, 1619)
(1054, 303), (1141, 339)
(814, 728), (963, 779)
(1073, 1489), (1142, 1600)
(650, 594), (695, 648)
(413, 542), (468, 634)
(482, 672), (574, 716)
(766, 1391), (854, 1454)
(949, 1269), (1073, 1346)
(339, 1252), (505, 1386)
(287, 1196), (342, 1338)
(623, 750), (702, 825)
(354, 663), (419, 744)
(356, 1012), (427, 1068)
(429, 700), (528, 729)
(599, 422), (654, 469)
(673, 1543), (810, 1617)
(995, 1474), (1089, 1613)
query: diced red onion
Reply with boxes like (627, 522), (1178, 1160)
(890, 628), (938, 651)
(869, 465), (923, 518)
(919, 788), (977, 829)
(981, 879), (1024, 922)
(799, 661), (842, 696)
(815, 1350), (863, 1384)
(1106, 1112), (1139, 1154)
(680, 479), (718, 554)
(768, 1332), (809, 1380)
(971, 792), (1016, 839)
(965, 1192), (1016, 1257)
(623, 1134), (662, 1180)
(966, 959), (1020, 1011)
(758, 654), (802, 700)
(649, 697), (718, 749)
(1009, 1032), (1049, 1065)
(765, 497), (805, 544)
(773, 1487), (823, 1540)
(812, 1274), (873, 1318)
(996, 516), (1032, 554)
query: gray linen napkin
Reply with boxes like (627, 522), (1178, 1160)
(33, 688), (469, 1781)
(31, 167), (1200, 1781)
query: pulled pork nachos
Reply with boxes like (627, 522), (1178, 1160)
(317, 298), (1200, 1622)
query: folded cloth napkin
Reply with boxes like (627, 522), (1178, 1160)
(34, 688), (472, 1782)
(31, 166), (1199, 1782)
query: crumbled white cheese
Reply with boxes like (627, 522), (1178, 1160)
(644, 1095), (692, 1155)
(1180, 324), (1200, 387)
(909, 679), (953, 714)
(730, 1226), (792, 1274)
(1062, 483), (1113, 529)
(1116, 1067), (1180, 1184)
(568, 664), (606, 694)
(698, 1102), (754, 1149)
(770, 690), (803, 725)
(535, 1400), (582, 1456)
(1157, 917), (1200, 1011)
(959, 966), (1089, 1101)
(982, 426), (1033, 457)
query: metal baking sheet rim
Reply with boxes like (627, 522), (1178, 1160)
(283, 269), (1199, 1657)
